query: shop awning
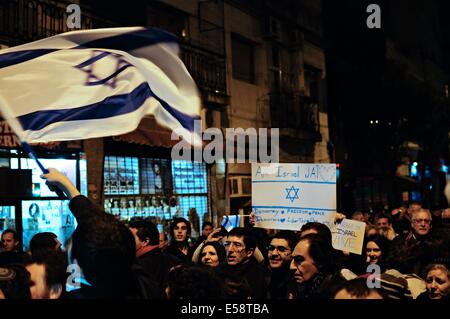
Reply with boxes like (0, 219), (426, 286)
(112, 116), (179, 148)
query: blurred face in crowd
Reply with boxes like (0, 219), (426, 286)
(174, 222), (188, 242)
(352, 212), (366, 222)
(366, 241), (382, 265)
(268, 238), (292, 269)
(1, 233), (18, 252)
(225, 235), (252, 266)
(412, 210), (432, 236)
(129, 227), (148, 255)
(290, 239), (318, 284)
(26, 263), (61, 299)
(202, 225), (214, 237)
(408, 203), (422, 218)
(426, 268), (450, 299)
(200, 245), (220, 267)
(376, 218), (390, 230)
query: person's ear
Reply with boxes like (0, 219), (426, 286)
(49, 284), (63, 299)
(245, 248), (254, 259)
(143, 238), (150, 247)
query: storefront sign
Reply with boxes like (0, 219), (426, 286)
(0, 120), (21, 147)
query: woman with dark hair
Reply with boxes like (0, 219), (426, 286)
(417, 263), (450, 300)
(362, 234), (391, 272)
(197, 242), (226, 268)
(166, 217), (194, 264)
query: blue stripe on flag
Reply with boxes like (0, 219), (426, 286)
(18, 82), (199, 132)
(0, 27), (178, 69)
(77, 28), (178, 51)
(0, 49), (57, 69)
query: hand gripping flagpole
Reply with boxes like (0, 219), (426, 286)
(21, 142), (66, 199)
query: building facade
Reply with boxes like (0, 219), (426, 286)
(0, 0), (332, 247)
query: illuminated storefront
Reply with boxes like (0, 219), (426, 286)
(0, 120), (87, 251)
(102, 137), (211, 238)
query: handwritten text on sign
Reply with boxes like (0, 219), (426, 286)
(252, 163), (337, 231)
(331, 219), (366, 255)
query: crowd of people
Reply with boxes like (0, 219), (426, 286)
(0, 168), (449, 300)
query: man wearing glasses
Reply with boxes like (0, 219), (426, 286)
(217, 227), (268, 299)
(387, 208), (433, 275)
(267, 231), (297, 299)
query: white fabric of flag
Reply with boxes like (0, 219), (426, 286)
(0, 27), (202, 146)
(221, 215), (241, 232)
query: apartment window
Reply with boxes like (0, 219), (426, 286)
(231, 34), (255, 83)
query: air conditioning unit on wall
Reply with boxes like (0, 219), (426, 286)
(228, 176), (251, 197)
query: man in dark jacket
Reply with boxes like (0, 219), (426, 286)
(41, 168), (157, 299)
(267, 231), (296, 299)
(129, 219), (181, 295)
(217, 227), (268, 299)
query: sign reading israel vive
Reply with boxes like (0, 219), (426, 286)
(331, 219), (366, 255)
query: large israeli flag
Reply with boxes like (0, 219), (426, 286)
(0, 27), (202, 146)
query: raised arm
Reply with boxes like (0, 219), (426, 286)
(40, 168), (81, 199)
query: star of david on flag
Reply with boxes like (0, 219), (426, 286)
(285, 185), (300, 203)
(0, 27), (202, 146)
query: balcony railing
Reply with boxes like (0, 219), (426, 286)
(181, 44), (227, 96)
(0, 0), (227, 97)
(269, 92), (319, 133)
(0, 0), (119, 45)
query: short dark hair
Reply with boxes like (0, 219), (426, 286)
(298, 233), (334, 273)
(270, 230), (299, 251)
(25, 250), (69, 292)
(1, 229), (18, 241)
(129, 220), (159, 245)
(169, 217), (191, 240)
(202, 222), (214, 230)
(334, 278), (384, 299)
(376, 213), (392, 224)
(300, 222), (332, 245)
(165, 265), (224, 299)
(0, 264), (31, 299)
(71, 204), (136, 288)
(227, 227), (256, 251)
(30, 232), (58, 258)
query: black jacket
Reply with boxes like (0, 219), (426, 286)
(135, 247), (182, 293)
(217, 259), (269, 299)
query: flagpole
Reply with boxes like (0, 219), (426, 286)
(21, 142), (48, 174)
(21, 141), (66, 198)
